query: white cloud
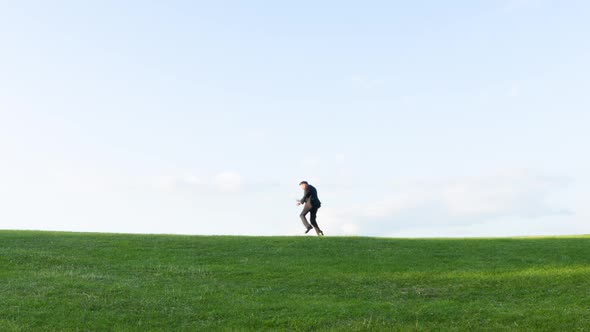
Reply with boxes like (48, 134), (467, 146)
(502, 0), (543, 12)
(151, 174), (203, 193)
(341, 223), (360, 235)
(387, 215), (586, 238)
(442, 171), (570, 219)
(350, 75), (384, 89)
(362, 189), (430, 218)
(317, 170), (573, 236)
(246, 130), (266, 140)
(300, 157), (320, 168)
(215, 171), (243, 193)
(334, 153), (346, 162)
(508, 82), (521, 97)
(151, 171), (244, 194)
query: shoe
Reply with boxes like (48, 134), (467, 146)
(315, 228), (324, 236)
(305, 226), (313, 234)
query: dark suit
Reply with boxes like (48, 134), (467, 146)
(299, 185), (322, 229)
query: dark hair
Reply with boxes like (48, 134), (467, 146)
(299, 181), (308, 185)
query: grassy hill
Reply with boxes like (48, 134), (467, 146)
(1, 231), (589, 331)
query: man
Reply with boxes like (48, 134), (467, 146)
(296, 181), (324, 236)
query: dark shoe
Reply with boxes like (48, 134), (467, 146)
(305, 226), (313, 234)
(315, 228), (324, 236)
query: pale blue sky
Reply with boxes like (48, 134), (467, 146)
(1, 1), (589, 236)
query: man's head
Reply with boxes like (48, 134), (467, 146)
(299, 181), (308, 190)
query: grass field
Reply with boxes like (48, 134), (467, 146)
(1, 230), (589, 331)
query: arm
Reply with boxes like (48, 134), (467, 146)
(299, 188), (311, 204)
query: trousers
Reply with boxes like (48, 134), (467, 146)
(300, 202), (320, 229)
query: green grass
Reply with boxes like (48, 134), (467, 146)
(1, 231), (590, 331)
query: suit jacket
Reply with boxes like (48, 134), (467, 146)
(300, 185), (322, 208)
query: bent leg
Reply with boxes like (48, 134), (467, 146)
(299, 204), (312, 229)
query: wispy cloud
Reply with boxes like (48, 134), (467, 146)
(440, 171), (570, 218)
(319, 170), (573, 236)
(508, 81), (522, 97)
(502, 0), (548, 12)
(151, 171), (244, 194)
(350, 75), (384, 89)
(215, 171), (243, 193)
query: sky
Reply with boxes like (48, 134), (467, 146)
(1, 0), (589, 237)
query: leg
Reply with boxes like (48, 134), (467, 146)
(309, 207), (319, 228)
(299, 204), (312, 230)
(310, 207), (323, 235)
